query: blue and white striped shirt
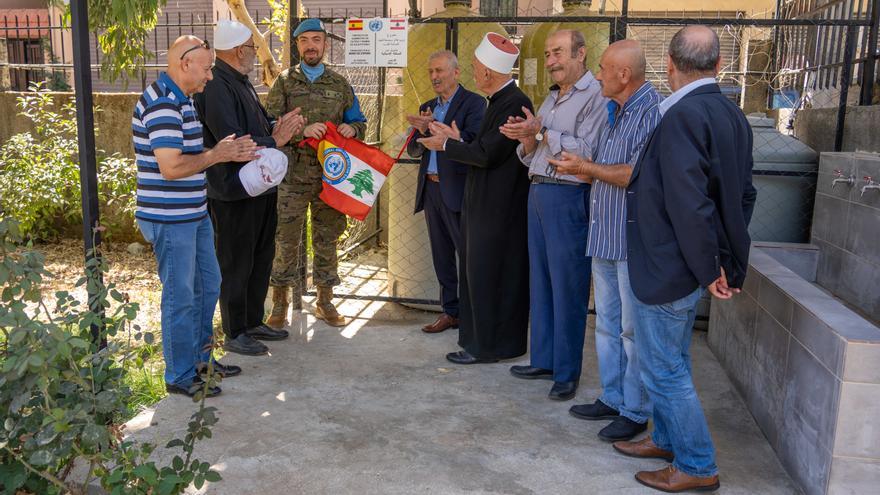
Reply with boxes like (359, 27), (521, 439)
(586, 82), (662, 260)
(132, 72), (207, 224)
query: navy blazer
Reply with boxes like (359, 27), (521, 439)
(626, 83), (757, 305)
(407, 85), (486, 213)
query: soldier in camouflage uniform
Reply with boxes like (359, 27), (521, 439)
(266, 18), (367, 327)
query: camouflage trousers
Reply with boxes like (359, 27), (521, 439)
(270, 149), (347, 295)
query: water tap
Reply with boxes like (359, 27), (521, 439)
(832, 169), (855, 188)
(861, 176), (880, 197)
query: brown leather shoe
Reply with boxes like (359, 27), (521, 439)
(422, 313), (459, 333)
(612, 436), (675, 462)
(635, 466), (719, 493)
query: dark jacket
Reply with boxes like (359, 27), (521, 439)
(407, 85), (486, 214)
(626, 83), (757, 305)
(193, 59), (277, 202)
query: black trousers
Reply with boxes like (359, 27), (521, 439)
(209, 193), (278, 339)
(423, 180), (462, 317)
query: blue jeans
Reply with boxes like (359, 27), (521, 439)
(137, 216), (221, 387)
(527, 183), (592, 383)
(632, 287), (718, 477)
(592, 258), (650, 423)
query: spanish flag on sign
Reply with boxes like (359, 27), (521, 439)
(300, 123), (395, 221)
(348, 19), (363, 30)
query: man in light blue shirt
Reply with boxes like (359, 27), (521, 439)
(500, 29), (607, 401)
(406, 51), (486, 333)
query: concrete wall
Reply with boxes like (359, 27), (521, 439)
(811, 152), (880, 323)
(709, 245), (880, 495)
(0, 91), (140, 158)
(794, 105), (880, 154)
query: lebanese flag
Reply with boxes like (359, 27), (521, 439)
(300, 122), (395, 221)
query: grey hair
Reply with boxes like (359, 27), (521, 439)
(668, 26), (720, 74)
(428, 50), (458, 70)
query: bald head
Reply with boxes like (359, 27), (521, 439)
(668, 25), (720, 75)
(166, 35), (214, 96)
(604, 39), (646, 81)
(168, 35), (210, 65)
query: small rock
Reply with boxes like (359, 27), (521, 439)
(127, 242), (146, 255)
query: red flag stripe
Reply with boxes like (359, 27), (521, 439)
(319, 183), (371, 221)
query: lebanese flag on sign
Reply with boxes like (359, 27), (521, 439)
(299, 122), (396, 221)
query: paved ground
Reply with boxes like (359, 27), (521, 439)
(126, 298), (800, 494)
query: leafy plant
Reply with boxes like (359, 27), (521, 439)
(0, 84), (137, 241)
(0, 218), (221, 494)
(51, 1), (168, 85)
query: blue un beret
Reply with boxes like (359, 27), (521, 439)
(293, 18), (326, 38)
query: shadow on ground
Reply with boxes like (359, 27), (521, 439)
(126, 299), (799, 494)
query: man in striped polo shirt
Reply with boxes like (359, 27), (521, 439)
(132, 36), (261, 397)
(549, 40), (661, 441)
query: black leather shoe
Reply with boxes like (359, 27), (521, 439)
(549, 381), (578, 401)
(197, 360), (241, 378)
(445, 350), (498, 365)
(570, 399), (620, 421)
(509, 365), (553, 380)
(166, 376), (221, 398)
(223, 334), (269, 356)
(598, 416), (648, 442)
(245, 324), (289, 341)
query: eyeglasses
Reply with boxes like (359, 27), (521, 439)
(179, 40), (210, 60)
(241, 44), (257, 50)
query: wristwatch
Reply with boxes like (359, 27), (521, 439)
(534, 126), (548, 142)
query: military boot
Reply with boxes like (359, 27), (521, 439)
(315, 285), (347, 327)
(266, 286), (289, 329)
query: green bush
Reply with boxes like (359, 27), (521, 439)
(0, 218), (221, 494)
(0, 85), (136, 241)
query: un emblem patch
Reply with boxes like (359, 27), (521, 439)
(323, 147), (352, 185)
(369, 19), (383, 32)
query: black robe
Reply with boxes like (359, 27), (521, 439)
(444, 81), (533, 360)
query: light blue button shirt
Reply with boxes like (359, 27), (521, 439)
(428, 85), (460, 175)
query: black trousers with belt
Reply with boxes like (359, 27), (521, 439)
(423, 178), (462, 318)
(209, 192), (278, 339)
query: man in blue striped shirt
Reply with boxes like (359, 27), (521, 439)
(133, 36), (261, 397)
(549, 40), (661, 441)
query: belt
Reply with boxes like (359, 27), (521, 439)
(530, 175), (583, 186)
(426, 174), (440, 183)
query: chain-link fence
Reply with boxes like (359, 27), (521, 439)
(2, 6), (877, 307)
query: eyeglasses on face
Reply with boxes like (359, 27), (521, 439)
(180, 40), (211, 60)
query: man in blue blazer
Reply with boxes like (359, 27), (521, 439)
(406, 50), (486, 333)
(611, 26), (756, 493)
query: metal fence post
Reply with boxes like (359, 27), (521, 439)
(70, 0), (105, 344)
(835, 25), (858, 152)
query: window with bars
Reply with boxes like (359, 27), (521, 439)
(479, 0), (517, 17)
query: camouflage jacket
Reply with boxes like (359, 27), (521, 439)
(266, 64), (367, 155)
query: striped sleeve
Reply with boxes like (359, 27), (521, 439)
(142, 97), (185, 151)
(626, 105), (661, 167)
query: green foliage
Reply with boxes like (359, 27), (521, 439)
(0, 85), (136, 241)
(0, 217), (222, 494)
(52, 0), (167, 85)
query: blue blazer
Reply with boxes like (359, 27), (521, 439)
(626, 83), (757, 305)
(407, 85), (486, 214)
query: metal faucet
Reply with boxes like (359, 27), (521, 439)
(861, 176), (880, 197)
(832, 169), (855, 188)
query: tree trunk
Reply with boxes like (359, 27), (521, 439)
(225, 0), (281, 86)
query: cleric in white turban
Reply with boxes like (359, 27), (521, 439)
(192, 19), (306, 356)
(418, 32), (534, 365)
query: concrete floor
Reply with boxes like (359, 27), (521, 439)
(126, 299), (800, 494)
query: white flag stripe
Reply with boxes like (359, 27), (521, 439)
(327, 153), (387, 205)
